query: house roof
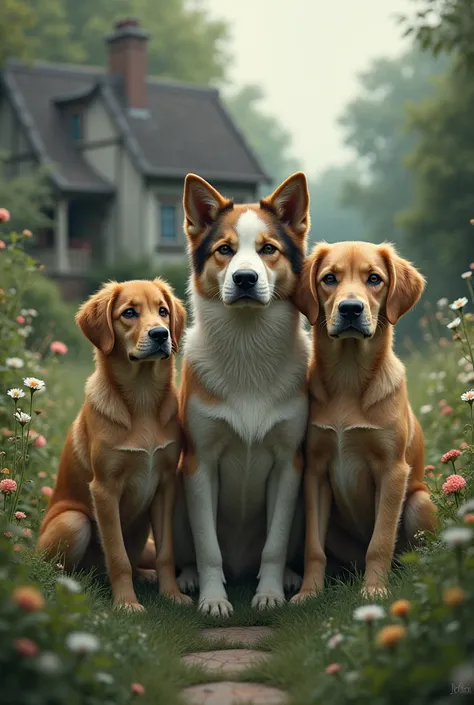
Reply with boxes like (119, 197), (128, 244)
(1, 60), (268, 194)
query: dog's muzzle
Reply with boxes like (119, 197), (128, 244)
(331, 299), (372, 338)
(226, 268), (266, 305)
(129, 326), (172, 360)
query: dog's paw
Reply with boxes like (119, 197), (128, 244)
(177, 566), (199, 594)
(289, 590), (319, 605)
(198, 596), (233, 618)
(163, 590), (193, 606)
(116, 600), (146, 613)
(135, 568), (157, 584)
(252, 591), (285, 611)
(284, 567), (302, 593)
(361, 584), (388, 600)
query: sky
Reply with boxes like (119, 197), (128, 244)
(207, 0), (412, 177)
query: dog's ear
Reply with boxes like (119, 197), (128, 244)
(261, 172), (310, 237)
(379, 244), (425, 324)
(75, 282), (119, 354)
(183, 174), (233, 239)
(292, 243), (330, 325)
(158, 280), (187, 352)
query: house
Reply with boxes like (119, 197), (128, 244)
(0, 18), (268, 287)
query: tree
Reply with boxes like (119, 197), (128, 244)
(0, 0), (35, 66)
(225, 84), (299, 192)
(0, 158), (52, 234)
(338, 49), (447, 247)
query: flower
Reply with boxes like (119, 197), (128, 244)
(461, 389), (474, 403)
(457, 499), (474, 517)
(441, 449), (461, 464)
(7, 388), (25, 400)
(14, 411), (31, 425)
(0, 478), (17, 495)
(0, 208), (11, 222)
(12, 586), (45, 611)
(22, 229), (32, 237)
(419, 404), (432, 414)
(41, 486), (54, 498)
(450, 297), (468, 310)
(441, 527), (473, 548)
(57, 577), (82, 594)
(5, 357), (24, 369)
(96, 672), (114, 685)
(464, 513), (474, 524)
(461, 271), (473, 279)
(34, 435), (46, 448)
(437, 297), (448, 308)
(441, 405), (453, 416)
(15, 638), (39, 657)
(23, 528), (32, 538)
(50, 341), (68, 355)
(390, 599), (411, 617)
(15, 511), (26, 520)
(327, 633), (344, 649)
(376, 624), (406, 647)
(443, 587), (466, 607)
(16, 315), (25, 324)
(442, 475), (467, 495)
(324, 663), (341, 676)
(131, 683), (146, 696)
(13, 544), (23, 552)
(66, 632), (100, 654)
(353, 604), (386, 622)
(35, 652), (62, 674)
(23, 377), (45, 392)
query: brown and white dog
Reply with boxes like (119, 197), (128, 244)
(176, 173), (310, 616)
(37, 279), (191, 611)
(292, 241), (437, 601)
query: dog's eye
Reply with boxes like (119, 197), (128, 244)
(260, 243), (277, 255)
(367, 273), (383, 286)
(122, 308), (138, 319)
(159, 306), (169, 318)
(217, 244), (233, 256)
(322, 273), (337, 285)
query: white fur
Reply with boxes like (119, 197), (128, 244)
(182, 290), (310, 614)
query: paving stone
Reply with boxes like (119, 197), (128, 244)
(182, 648), (271, 675)
(200, 626), (274, 646)
(181, 681), (288, 705)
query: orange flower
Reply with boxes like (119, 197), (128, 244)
(443, 587), (466, 607)
(390, 599), (411, 617)
(12, 586), (45, 611)
(464, 513), (474, 524)
(376, 625), (407, 647)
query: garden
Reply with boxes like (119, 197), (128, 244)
(1, 208), (474, 705)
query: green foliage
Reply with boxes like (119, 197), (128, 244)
(225, 84), (299, 191)
(0, 0), (35, 66)
(339, 50), (447, 247)
(24, 0), (229, 84)
(0, 158), (52, 234)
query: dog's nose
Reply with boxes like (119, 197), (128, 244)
(148, 326), (169, 343)
(338, 299), (364, 322)
(232, 269), (258, 290)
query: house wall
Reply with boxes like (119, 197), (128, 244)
(0, 93), (38, 177)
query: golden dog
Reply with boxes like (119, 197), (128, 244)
(292, 241), (437, 600)
(37, 279), (191, 611)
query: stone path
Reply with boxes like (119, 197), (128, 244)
(180, 626), (288, 705)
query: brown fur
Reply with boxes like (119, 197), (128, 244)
(37, 279), (191, 611)
(292, 242), (437, 601)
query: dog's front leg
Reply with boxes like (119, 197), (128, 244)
(90, 479), (143, 612)
(363, 461), (409, 598)
(252, 452), (302, 610)
(183, 461), (232, 617)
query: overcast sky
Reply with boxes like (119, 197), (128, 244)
(207, 0), (412, 177)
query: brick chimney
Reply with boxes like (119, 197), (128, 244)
(106, 18), (149, 112)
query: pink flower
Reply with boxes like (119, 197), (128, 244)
(441, 405), (453, 416)
(22, 229), (32, 238)
(13, 544), (23, 552)
(41, 486), (54, 498)
(460, 442), (469, 450)
(0, 240), (5, 249)
(15, 637), (39, 657)
(16, 315), (25, 324)
(325, 663), (341, 675)
(441, 449), (462, 464)
(0, 478), (17, 495)
(23, 528), (32, 538)
(50, 340), (68, 355)
(442, 474), (466, 495)
(37, 471), (47, 479)
(34, 435), (46, 448)
(0, 208), (10, 223)
(15, 511), (26, 520)
(131, 683), (146, 696)
(438, 399), (447, 408)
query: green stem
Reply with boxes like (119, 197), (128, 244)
(466, 277), (474, 306)
(460, 311), (474, 369)
(455, 546), (463, 583)
(470, 404), (473, 449)
(12, 400), (19, 481)
(12, 392), (35, 517)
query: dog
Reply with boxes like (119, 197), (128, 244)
(292, 241), (437, 600)
(176, 172), (311, 617)
(37, 279), (191, 611)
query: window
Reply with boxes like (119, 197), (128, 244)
(160, 204), (177, 241)
(70, 113), (82, 141)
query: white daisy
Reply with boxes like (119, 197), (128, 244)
(461, 271), (473, 279)
(14, 411), (31, 425)
(450, 297), (469, 311)
(327, 633), (344, 649)
(457, 499), (474, 518)
(420, 404), (433, 414)
(440, 527), (473, 548)
(96, 672), (114, 685)
(35, 652), (62, 674)
(27, 309), (38, 317)
(18, 328), (29, 338)
(7, 388), (25, 400)
(353, 605), (386, 622)
(5, 357), (24, 369)
(66, 632), (100, 654)
(461, 389), (474, 403)
(23, 377), (45, 392)
(56, 576), (82, 594)
(447, 318), (461, 329)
